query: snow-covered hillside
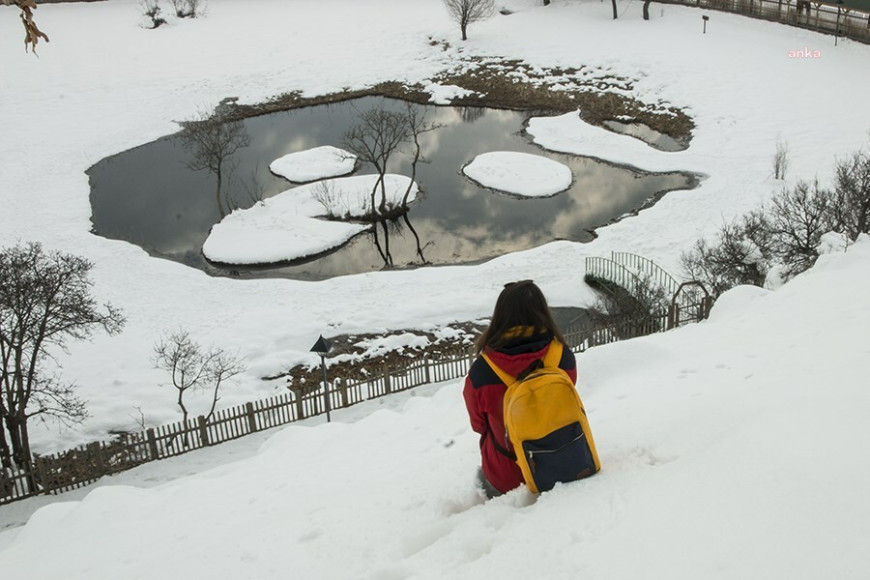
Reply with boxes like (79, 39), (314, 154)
(2, 3), (870, 573)
(1, 0), (869, 452)
(1, 235), (868, 578)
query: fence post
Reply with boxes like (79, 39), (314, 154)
(198, 416), (210, 446)
(424, 358), (431, 384)
(701, 296), (715, 320)
(34, 455), (51, 495)
(384, 368), (392, 394)
(89, 442), (106, 477)
(146, 428), (160, 461)
(245, 402), (258, 434)
(337, 378), (348, 408)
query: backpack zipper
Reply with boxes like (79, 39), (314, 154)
(526, 432), (586, 473)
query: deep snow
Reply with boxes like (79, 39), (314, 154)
(2, 235), (868, 579)
(2, 0), (870, 575)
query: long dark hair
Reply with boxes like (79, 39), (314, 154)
(474, 280), (566, 354)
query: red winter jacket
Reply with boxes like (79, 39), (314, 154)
(463, 331), (577, 494)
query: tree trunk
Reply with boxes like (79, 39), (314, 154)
(378, 174), (388, 215)
(381, 220), (393, 266)
(6, 416), (25, 466)
(6, 415), (35, 492)
(216, 167), (225, 218)
(19, 418), (35, 492)
(461, 23), (468, 40)
(371, 222), (388, 265)
(643, 0), (651, 19)
(402, 213), (427, 263)
(612, 0), (619, 19)
(0, 422), (12, 470)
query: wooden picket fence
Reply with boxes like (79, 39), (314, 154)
(0, 351), (477, 505)
(662, 0), (870, 43)
(0, 272), (713, 507)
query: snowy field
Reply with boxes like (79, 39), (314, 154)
(1, 0), (870, 572)
(2, 0), (869, 450)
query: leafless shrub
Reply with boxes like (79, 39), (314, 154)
(773, 138), (789, 180)
(584, 273), (670, 339)
(681, 211), (773, 297)
(766, 180), (836, 279)
(168, 0), (202, 18)
(140, 0), (167, 29)
(832, 143), (870, 240)
(311, 181), (352, 219)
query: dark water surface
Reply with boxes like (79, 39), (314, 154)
(88, 97), (695, 280)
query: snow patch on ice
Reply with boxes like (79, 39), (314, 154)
(462, 151), (572, 197)
(269, 145), (357, 183)
(202, 174), (417, 265)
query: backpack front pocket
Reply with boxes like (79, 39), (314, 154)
(523, 422), (596, 493)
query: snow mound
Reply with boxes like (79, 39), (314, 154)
(462, 151), (572, 197)
(269, 146), (357, 183)
(202, 174), (418, 265)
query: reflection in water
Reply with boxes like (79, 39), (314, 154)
(178, 112), (251, 218)
(88, 97), (696, 280)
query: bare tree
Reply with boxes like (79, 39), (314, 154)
(153, 329), (245, 439)
(2, 0), (48, 53)
(444, 0), (495, 41)
(766, 179), (836, 279)
(0, 243), (124, 484)
(342, 108), (410, 217)
(681, 212), (773, 297)
(832, 145), (870, 240)
(179, 110), (250, 218)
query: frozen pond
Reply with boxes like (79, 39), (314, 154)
(88, 96), (695, 280)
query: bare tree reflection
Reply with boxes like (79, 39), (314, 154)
(401, 211), (429, 264)
(342, 102), (441, 269)
(460, 106), (486, 125)
(179, 110), (250, 218)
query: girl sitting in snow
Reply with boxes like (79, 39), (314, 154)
(463, 279), (578, 498)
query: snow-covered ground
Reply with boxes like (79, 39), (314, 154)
(1, 0), (870, 549)
(2, 234), (868, 578)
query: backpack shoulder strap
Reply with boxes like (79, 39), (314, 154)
(542, 340), (564, 369)
(480, 351), (516, 387)
(480, 339), (564, 385)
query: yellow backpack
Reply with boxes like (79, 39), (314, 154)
(482, 340), (601, 494)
